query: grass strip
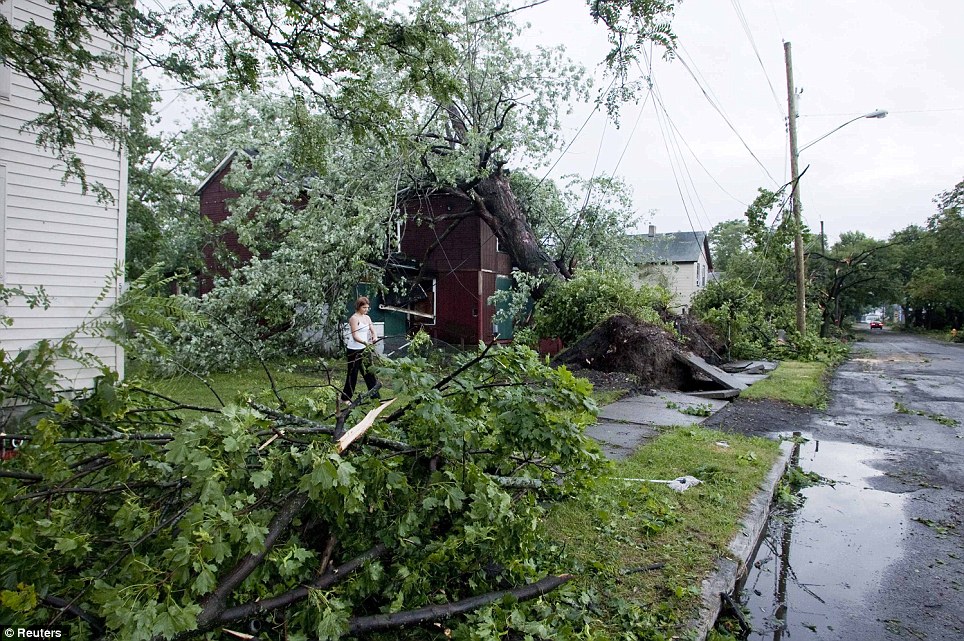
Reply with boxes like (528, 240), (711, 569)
(127, 357), (360, 413)
(546, 427), (781, 637)
(738, 360), (829, 407)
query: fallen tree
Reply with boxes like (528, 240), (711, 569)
(552, 314), (725, 391)
(0, 336), (603, 640)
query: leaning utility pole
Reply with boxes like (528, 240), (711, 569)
(784, 41), (807, 335)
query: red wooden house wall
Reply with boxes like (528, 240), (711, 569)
(196, 153), (252, 295)
(400, 195), (512, 346)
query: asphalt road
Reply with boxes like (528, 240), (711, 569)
(754, 328), (964, 640)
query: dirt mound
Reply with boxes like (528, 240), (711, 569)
(553, 314), (700, 391)
(671, 314), (726, 366)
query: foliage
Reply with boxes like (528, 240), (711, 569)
(809, 231), (903, 338)
(774, 463), (830, 509)
(1, 310), (608, 639)
(8, 0), (680, 333)
(708, 219), (749, 272)
(588, 0), (678, 116)
(893, 402), (959, 427)
(904, 200), (964, 327)
(693, 187), (805, 355)
(533, 271), (671, 344)
(136, 0), (658, 362)
(510, 171), (640, 275)
(1, 0), (461, 189)
(0, 0), (155, 191)
(692, 186), (857, 360)
(691, 276), (771, 359)
(125, 68), (205, 288)
(883, 177), (964, 330)
(487, 269), (542, 328)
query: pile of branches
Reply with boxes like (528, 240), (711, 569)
(0, 341), (603, 640)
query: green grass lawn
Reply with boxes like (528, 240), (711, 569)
(127, 357), (353, 413)
(738, 360), (830, 407)
(546, 427), (781, 636)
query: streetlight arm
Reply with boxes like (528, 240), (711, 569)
(799, 110), (888, 153)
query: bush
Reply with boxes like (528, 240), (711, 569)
(534, 271), (671, 344)
(692, 277), (848, 363)
(691, 277), (773, 359)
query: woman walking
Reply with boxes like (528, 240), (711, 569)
(341, 296), (380, 404)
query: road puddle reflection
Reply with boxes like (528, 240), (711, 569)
(736, 437), (908, 640)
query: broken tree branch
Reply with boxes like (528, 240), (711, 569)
(346, 573), (574, 634)
(215, 544), (390, 625)
(196, 491), (310, 630)
(250, 403), (412, 453)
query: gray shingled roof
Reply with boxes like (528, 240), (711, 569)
(628, 231), (709, 265)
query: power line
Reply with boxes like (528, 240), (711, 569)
(532, 74), (618, 193)
(611, 86), (654, 175)
(634, 59), (748, 208)
(728, 0), (784, 115)
(671, 47), (779, 186)
(645, 70), (713, 270)
(468, 0), (552, 25)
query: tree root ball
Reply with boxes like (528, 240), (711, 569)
(552, 314), (723, 391)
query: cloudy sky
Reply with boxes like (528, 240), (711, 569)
(519, 0), (964, 244)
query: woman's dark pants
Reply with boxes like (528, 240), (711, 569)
(342, 348), (378, 402)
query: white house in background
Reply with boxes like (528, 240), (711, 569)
(0, 0), (129, 388)
(627, 226), (713, 313)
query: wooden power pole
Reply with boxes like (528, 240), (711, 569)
(784, 41), (807, 335)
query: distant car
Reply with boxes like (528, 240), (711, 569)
(870, 320), (884, 329)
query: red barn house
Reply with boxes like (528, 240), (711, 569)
(195, 151), (516, 347)
(195, 150), (255, 295)
(399, 194), (514, 346)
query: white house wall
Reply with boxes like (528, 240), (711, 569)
(632, 256), (709, 312)
(0, 0), (129, 390)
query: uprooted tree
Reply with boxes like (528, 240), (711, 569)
(142, 0), (673, 368)
(6, 0), (678, 344)
(0, 294), (606, 639)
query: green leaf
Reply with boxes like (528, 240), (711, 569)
(251, 469), (273, 489)
(1, 583), (38, 612)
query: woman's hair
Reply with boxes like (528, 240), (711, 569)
(355, 296), (370, 312)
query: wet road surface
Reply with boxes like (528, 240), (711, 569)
(740, 329), (964, 640)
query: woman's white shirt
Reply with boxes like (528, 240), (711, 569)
(346, 314), (375, 350)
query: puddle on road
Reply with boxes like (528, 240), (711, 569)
(735, 438), (908, 640)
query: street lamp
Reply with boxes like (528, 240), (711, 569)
(784, 41), (886, 334)
(799, 110), (888, 153)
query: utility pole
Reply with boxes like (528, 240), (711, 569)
(784, 41), (807, 335)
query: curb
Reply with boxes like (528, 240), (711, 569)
(685, 438), (795, 640)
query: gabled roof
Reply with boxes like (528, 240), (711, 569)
(628, 230), (712, 268)
(193, 149), (259, 196)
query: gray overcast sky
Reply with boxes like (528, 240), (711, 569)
(519, 0), (964, 244)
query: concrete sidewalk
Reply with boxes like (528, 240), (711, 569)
(587, 391), (728, 459)
(586, 360), (775, 460)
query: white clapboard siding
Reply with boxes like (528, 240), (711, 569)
(0, 130), (126, 176)
(1, 0), (129, 389)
